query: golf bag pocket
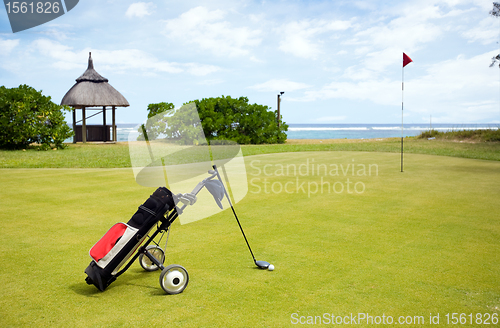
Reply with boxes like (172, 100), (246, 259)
(89, 223), (138, 269)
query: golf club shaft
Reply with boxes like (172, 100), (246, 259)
(213, 165), (256, 262)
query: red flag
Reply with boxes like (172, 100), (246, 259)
(403, 52), (413, 67)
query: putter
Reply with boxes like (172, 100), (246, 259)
(212, 165), (270, 269)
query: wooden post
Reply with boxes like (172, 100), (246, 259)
(102, 106), (107, 142)
(112, 106), (116, 142)
(82, 106), (87, 143)
(72, 108), (76, 143)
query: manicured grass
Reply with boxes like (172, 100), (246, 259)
(246, 138), (500, 161)
(0, 143), (132, 168)
(1, 137), (499, 168)
(1, 151), (499, 327)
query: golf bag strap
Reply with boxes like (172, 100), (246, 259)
(139, 205), (156, 216)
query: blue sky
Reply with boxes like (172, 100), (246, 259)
(1, 0), (499, 124)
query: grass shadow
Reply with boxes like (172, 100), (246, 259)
(69, 268), (159, 296)
(69, 282), (102, 297)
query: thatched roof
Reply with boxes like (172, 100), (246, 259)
(61, 53), (129, 108)
(75, 53), (108, 83)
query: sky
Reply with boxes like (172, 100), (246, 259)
(1, 0), (499, 125)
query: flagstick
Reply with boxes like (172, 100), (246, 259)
(401, 65), (404, 173)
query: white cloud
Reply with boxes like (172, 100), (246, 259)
(37, 24), (73, 41)
(336, 2), (481, 89)
(353, 1), (377, 11)
(342, 66), (379, 81)
(348, 4), (444, 57)
(0, 38), (20, 55)
(404, 51), (499, 121)
(0, 38), (22, 73)
(297, 51), (499, 122)
(163, 6), (261, 57)
(342, 2), (477, 79)
(461, 17), (499, 44)
(248, 79), (312, 92)
(126, 2), (155, 18)
(1, 0), (499, 123)
(32, 39), (82, 70)
(277, 19), (352, 59)
(184, 63), (221, 76)
(197, 79), (224, 86)
(31, 39), (219, 76)
(298, 78), (399, 105)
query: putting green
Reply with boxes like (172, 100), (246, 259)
(0, 151), (499, 327)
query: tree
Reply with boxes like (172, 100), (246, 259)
(490, 3), (500, 67)
(0, 85), (73, 150)
(194, 96), (288, 144)
(138, 102), (175, 140)
(169, 96), (287, 144)
(139, 96), (288, 145)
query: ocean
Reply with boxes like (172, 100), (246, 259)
(285, 123), (499, 140)
(68, 123), (499, 142)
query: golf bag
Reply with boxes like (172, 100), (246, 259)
(84, 187), (175, 291)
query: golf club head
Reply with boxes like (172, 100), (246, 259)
(255, 260), (270, 269)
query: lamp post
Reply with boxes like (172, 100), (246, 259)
(277, 91), (284, 128)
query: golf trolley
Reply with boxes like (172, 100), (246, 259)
(84, 165), (272, 294)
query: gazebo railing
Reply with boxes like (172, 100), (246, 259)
(74, 125), (113, 142)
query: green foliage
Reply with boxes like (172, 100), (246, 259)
(0, 84), (73, 150)
(192, 96), (288, 144)
(417, 129), (443, 139)
(146, 102), (175, 119)
(139, 96), (288, 145)
(137, 102), (175, 140)
(417, 128), (500, 142)
(161, 102), (207, 145)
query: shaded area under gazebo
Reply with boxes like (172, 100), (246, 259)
(61, 52), (129, 143)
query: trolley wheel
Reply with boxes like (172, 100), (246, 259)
(139, 245), (165, 272)
(159, 264), (189, 294)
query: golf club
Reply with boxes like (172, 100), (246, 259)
(212, 165), (271, 269)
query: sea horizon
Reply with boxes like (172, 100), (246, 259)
(66, 123), (500, 142)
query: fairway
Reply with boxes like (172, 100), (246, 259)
(0, 151), (499, 327)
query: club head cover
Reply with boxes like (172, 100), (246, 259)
(181, 193), (197, 205)
(175, 193), (197, 206)
(204, 179), (225, 209)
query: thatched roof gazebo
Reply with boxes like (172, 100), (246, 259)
(61, 52), (129, 143)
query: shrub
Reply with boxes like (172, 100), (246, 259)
(417, 128), (500, 142)
(192, 96), (288, 144)
(0, 85), (73, 149)
(139, 96), (288, 145)
(417, 129), (443, 139)
(137, 102), (175, 141)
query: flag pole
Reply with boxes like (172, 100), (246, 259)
(401, 62), (404, 173)
(401, 52), (412, 172)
